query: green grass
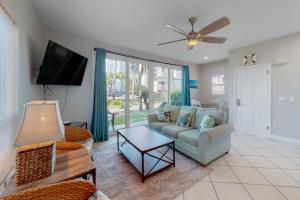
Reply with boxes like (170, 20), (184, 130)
(111, 110), (148, 126)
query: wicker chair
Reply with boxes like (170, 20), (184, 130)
(56, 141), (85, 155)
(64, 126), (94, 154)
(1, 180), (98, 200)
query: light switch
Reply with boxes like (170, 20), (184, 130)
(288, 96), (294, 102)
(278, 96), (285, 102)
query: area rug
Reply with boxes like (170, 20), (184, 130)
(93, 136), (211, 200)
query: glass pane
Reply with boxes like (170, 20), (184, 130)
(106, 58), (126, 130)
(170, 69), (182, 105)
(212, 85), (225, 95)
(212, 76), (219, 85)
(219, 75), (224, 84)
(129, 63), (149, 127)
(153, 66), (168, 109)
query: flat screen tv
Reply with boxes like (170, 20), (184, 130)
(36, 40), (87, 86)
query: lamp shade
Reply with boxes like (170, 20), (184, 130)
(15, 100), (65, 146)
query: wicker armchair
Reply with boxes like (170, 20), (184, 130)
(64, 126), (94, 154)
(1, 180), (97, 200)
(56, 141), (85, 155)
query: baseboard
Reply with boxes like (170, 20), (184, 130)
(269, 134), (300, 145)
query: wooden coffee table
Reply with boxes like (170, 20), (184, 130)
(2, 148), (96, 196)
(117, 126), (175, 182)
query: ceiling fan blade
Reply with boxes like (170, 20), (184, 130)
(158, 38), (186, 46)
(198, 17), (230, 36)
(202, 36), (227, 43)
(165, 23), (189, 37)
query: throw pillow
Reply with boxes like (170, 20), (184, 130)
(200, 115), (215, 130)
(176, 112), (191, 127)
(157, 103), (171, 122)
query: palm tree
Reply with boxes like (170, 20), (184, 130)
(115, 71), (125, 95)
(138, 64), (147, 111)
(106, 72), (114, 97)
(130, 64), (139, 104)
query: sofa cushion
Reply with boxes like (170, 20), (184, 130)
(157, 103), (171, 122)
(169, 105), (181, 122)
(178, 129), (201, 147)
(161, 124), (192, 138)
(178, 106), (197, 127)
(150, 122), (172, 131)
(194, 108), (226, 129)
(200, 115), (215, 130)
(208, 110), (227, 125)
(176, 112), (191, 127)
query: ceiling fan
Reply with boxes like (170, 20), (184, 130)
(158, 17), (230, 50)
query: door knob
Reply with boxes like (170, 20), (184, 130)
(236, 99), (241, 106)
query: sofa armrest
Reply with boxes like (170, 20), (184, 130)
(199, 123), (234, 143)
(148, 114), (158, 123)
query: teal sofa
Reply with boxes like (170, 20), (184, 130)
(148, 106), (233, 166)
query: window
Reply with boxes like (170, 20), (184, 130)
(212, 75), (225, 96)
(105, 55), (182, 130)
(106, 58), (126, 129)
(170, 69), (182, 106)
(153, 66), (168, 109)
(0, 7), (18, 128)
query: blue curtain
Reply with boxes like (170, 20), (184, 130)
(181, 65), (191, 106)
(91, 48), (108, 142)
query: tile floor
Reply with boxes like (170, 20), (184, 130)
(174, 132), (300, 200)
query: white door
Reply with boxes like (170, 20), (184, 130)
(235, 64), (271, 136)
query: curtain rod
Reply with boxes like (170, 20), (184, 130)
(94, 48), (183, 67)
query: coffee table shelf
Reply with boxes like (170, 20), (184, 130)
(119, 143), (171, 176)
(117, 126), (175, 182)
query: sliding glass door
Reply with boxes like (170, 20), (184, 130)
(106, 55), (182, 131)
(153, 66), (169, 109)
(106, 58), (126, 130)
(129, 63), (149, 127)
(170, 69), (182, 106)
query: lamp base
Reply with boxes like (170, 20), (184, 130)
(15, 141), (56, 186)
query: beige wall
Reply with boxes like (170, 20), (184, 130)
(228, 32), (300, 140)
(197, 60), (230, 104)
(41, 29), (201, 127)
(0, 0), (43, 183)
(189, 64), (201, 101)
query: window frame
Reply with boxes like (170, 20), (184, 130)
(211, 74), (225, 96)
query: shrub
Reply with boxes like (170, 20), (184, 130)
(108, 99), (125, 107)
(171, 90), (181, 106)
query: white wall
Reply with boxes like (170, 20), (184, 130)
(198, 60), (230, 104)
(0, 0), (43, 183)
(41, 29), (201, 128)
(228, 32), (300, 140)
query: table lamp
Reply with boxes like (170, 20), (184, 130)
(14, 100), (65, 185)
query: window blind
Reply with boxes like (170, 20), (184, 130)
(0, 7), (17, 128)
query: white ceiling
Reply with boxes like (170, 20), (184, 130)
(32, 0), (300, 65)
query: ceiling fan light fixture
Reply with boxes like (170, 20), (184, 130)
(187, 38), (198, 46)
